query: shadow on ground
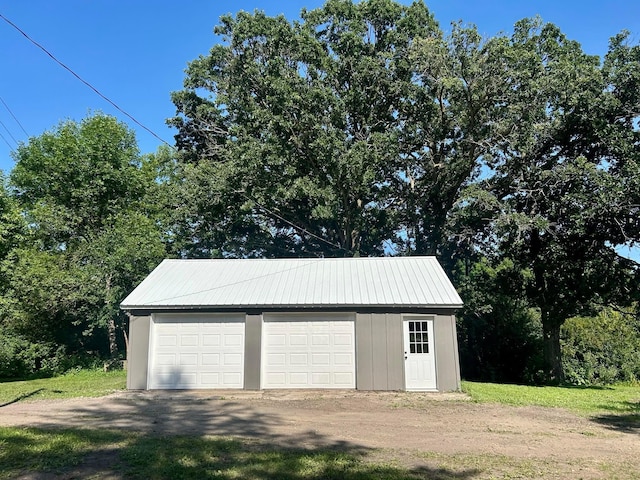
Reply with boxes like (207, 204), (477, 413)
(590, 399), (640, 434)
(0, 392), (481, 479)
(1, 428), (480, 480)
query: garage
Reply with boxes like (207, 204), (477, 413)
(262, 314), (355, 389)
(148, 314), (244, 389)
(122, 256), (463, 392)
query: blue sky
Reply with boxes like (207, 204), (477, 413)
(1, 0), (639, 174)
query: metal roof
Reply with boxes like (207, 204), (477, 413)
(120, 256), (463, 310)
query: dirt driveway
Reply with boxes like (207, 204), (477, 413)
(1, 389), (638, 478)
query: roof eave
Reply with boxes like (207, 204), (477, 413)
(120, 303), (464, 313)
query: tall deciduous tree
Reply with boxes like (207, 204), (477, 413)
(401, 22), (507, 260)
(465, 20), (640, 381)
(169, 0), (439, 257)
(6, 114), (166, 359)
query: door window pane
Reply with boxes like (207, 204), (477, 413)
(408, 320), (430, 355)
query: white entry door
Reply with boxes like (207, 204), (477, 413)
(262, 314), (355, 389)
(148, 314), (245, 389)
(403, 318), (437, 391)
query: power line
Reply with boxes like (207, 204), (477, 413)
(241, 192), (351, 254)
(0, 96), (28, 137)
(0, 130), (12, 150)
(0, 12), (171, 147)
(0, 118), (18, 146)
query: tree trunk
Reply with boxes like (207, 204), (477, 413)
(542, 311), (564, 384)
(107, 316), (118, 359)
(105, 274), (118, 359)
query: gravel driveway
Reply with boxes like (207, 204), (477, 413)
(1, 389), (638, 479)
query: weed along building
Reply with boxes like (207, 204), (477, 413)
(121, 256), (463, 392)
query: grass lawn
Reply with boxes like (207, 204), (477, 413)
(0, 369), (126, 406)
(0, 427), (433, 480)
(461, 380), (640, 417)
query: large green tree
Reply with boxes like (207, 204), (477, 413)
(5, 114), (166, 360)
(169, 0), (439, 257)
(462, 21), (640, 381)
(400, 22), (507, 261)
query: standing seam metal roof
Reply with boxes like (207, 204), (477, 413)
(120, 256), (463, 309)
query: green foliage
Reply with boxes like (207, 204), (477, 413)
(0, 427), (127, 477)
(455, 258), (544, 384)
(0, 3), (639, 386)
(10, 114), (144, 248)
(458, 18), (640, 382)
(169, 0), (439, 257)
(561, 309), (640, 385)
(0, 332), (60, 379)
(2, 113), (167, 372)
(0, 178), (24, 261)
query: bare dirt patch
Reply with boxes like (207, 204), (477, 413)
(2, 389), (638, 479)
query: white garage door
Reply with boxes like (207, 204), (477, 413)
(148, 314), (244, 389)
(262, 314), (355, 389)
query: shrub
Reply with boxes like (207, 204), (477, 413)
(0, 332), (103, 379)
(0, 333), (58, 378)
(561, 309), (640, 385)
(455, 258), (545, 384)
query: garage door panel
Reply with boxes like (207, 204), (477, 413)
(267, 334), (286, 346)
(333, 372), (354, 385)
(201, 353), (220, 365)
(290, 335), (307, 346)
(266, 372), (286, 385)
(312, 373), (330, 385)
(262, 315), (355, 389)
(224, 334), (243, 347)
(155, 354), (176, 365)
(181, 335), (198, 346)
(149, 315), (244, 389)
(179, 354), (198, 366)
(224, 353), (243, 365)
(290, 372), (309, 384)
(290, 353), (308, 365)
(334, 334), (353, 346)
(157, 334), (177, 347)
(202, 334), (220, 346)
(200, 373), (220, 386)
(312, 353), (330, 365)
(334, 353), (353, 366)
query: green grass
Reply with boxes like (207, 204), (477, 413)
(0, 369), (126, 405)
(0, 427), (455, 480)
(0, 426), (127, 478)
(462, 380), (640, 416)
(1, 426), (637, 480)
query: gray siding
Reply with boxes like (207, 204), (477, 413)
(434, 314), (461, 391)
(355, 313), (403, 390)
(126, 315), (150, 389)
(128, 309), (461, 392)
(243, 314), (262, 389)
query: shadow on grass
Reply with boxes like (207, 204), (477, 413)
(556, 384), (614, 391)
(591, 400), (640, 434)
(0, 426), (480, 480)
(0, 388), (45, 408)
